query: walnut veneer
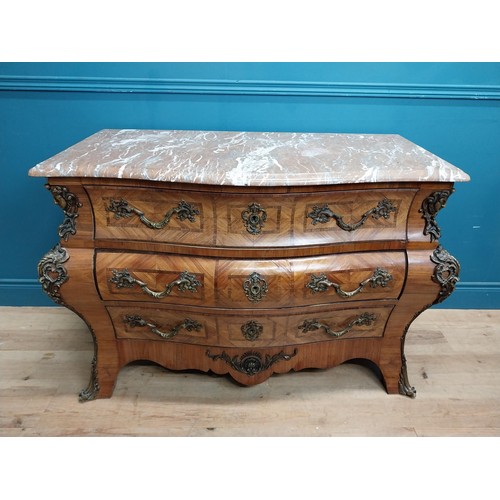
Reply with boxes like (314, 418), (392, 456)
(30, 130), (469, 400)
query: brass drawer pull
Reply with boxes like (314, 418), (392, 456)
(307, 198), (396, 230)
(298, 312), (376, 338)
(110, 269), (202, 299)
(124, 315), (202, 340)
(241, 202), (267, 234)
(106, 198), (200, 229)
(306, 268), (393, 298)
(206, 349), (298, 376)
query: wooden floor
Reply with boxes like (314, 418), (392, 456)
(1, 306), (499, 436)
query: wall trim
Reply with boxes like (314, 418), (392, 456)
(435, 282), (500, 309)
(1, 75), (500, 100)
(0, 278), (51, 306)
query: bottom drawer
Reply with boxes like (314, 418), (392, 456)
(107, 303), (394, 347)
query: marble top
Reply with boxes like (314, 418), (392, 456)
(28, 129), (470, 186)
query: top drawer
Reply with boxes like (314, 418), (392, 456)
(87, 186), (415, 247)
(89, 186), (214, 246)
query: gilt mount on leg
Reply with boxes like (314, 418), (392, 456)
(79, 352), (100, 402)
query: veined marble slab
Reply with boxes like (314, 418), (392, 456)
(28, 129), (470, 186)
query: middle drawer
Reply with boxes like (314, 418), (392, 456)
(96, 251), (405, 308)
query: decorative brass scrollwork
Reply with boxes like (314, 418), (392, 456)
(109, 269), (202, 299)
(298, 312), (376, 338)
(206, 349), (298, 376)
(307, 198), (396, 230)
(79, 354), (100, 402)
(241, 320), (263, 341)
(398, 349), (417, 398)
(241, 202), (267, 235)
(124, 315), (202, 340)
(306, 268), (393, 298)
(45, 184), (82, 241)
(419, 190), (454, 242)
(431, 245), (460, 303)
(243, 272), (269, 303)
(106, 198), (200, 229)
(38, 243), (69, 305)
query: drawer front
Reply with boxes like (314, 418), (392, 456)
(108, 306), (216, 346)
(292, 189), (415, 246)
(216, 251), (405, 307)
(88, 186), (216, 246)
(108, 304), (393, 347)
(215, 305), (392, 346)
(97, 251), (405, 307)
(96, 252), (215, 305)
(213, 194), (295, 247)
(89, 185), (415, 248)
(214, 190), (414, 247)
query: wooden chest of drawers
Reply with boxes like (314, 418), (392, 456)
(29, 129), (469, 400)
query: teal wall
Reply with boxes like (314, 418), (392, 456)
(0, 63), (499, 308)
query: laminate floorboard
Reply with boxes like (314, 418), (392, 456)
(1, 306), (499, 437)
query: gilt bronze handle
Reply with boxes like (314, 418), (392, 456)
(106, 198), (199, 229)
(206, 349), (298, 376)
(306, 268), (393, 298)
(307, 198), (396, 230)
(298, 312), (376, 338)
(110, 269), (202, 299)
(124, 315), (202, 340)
